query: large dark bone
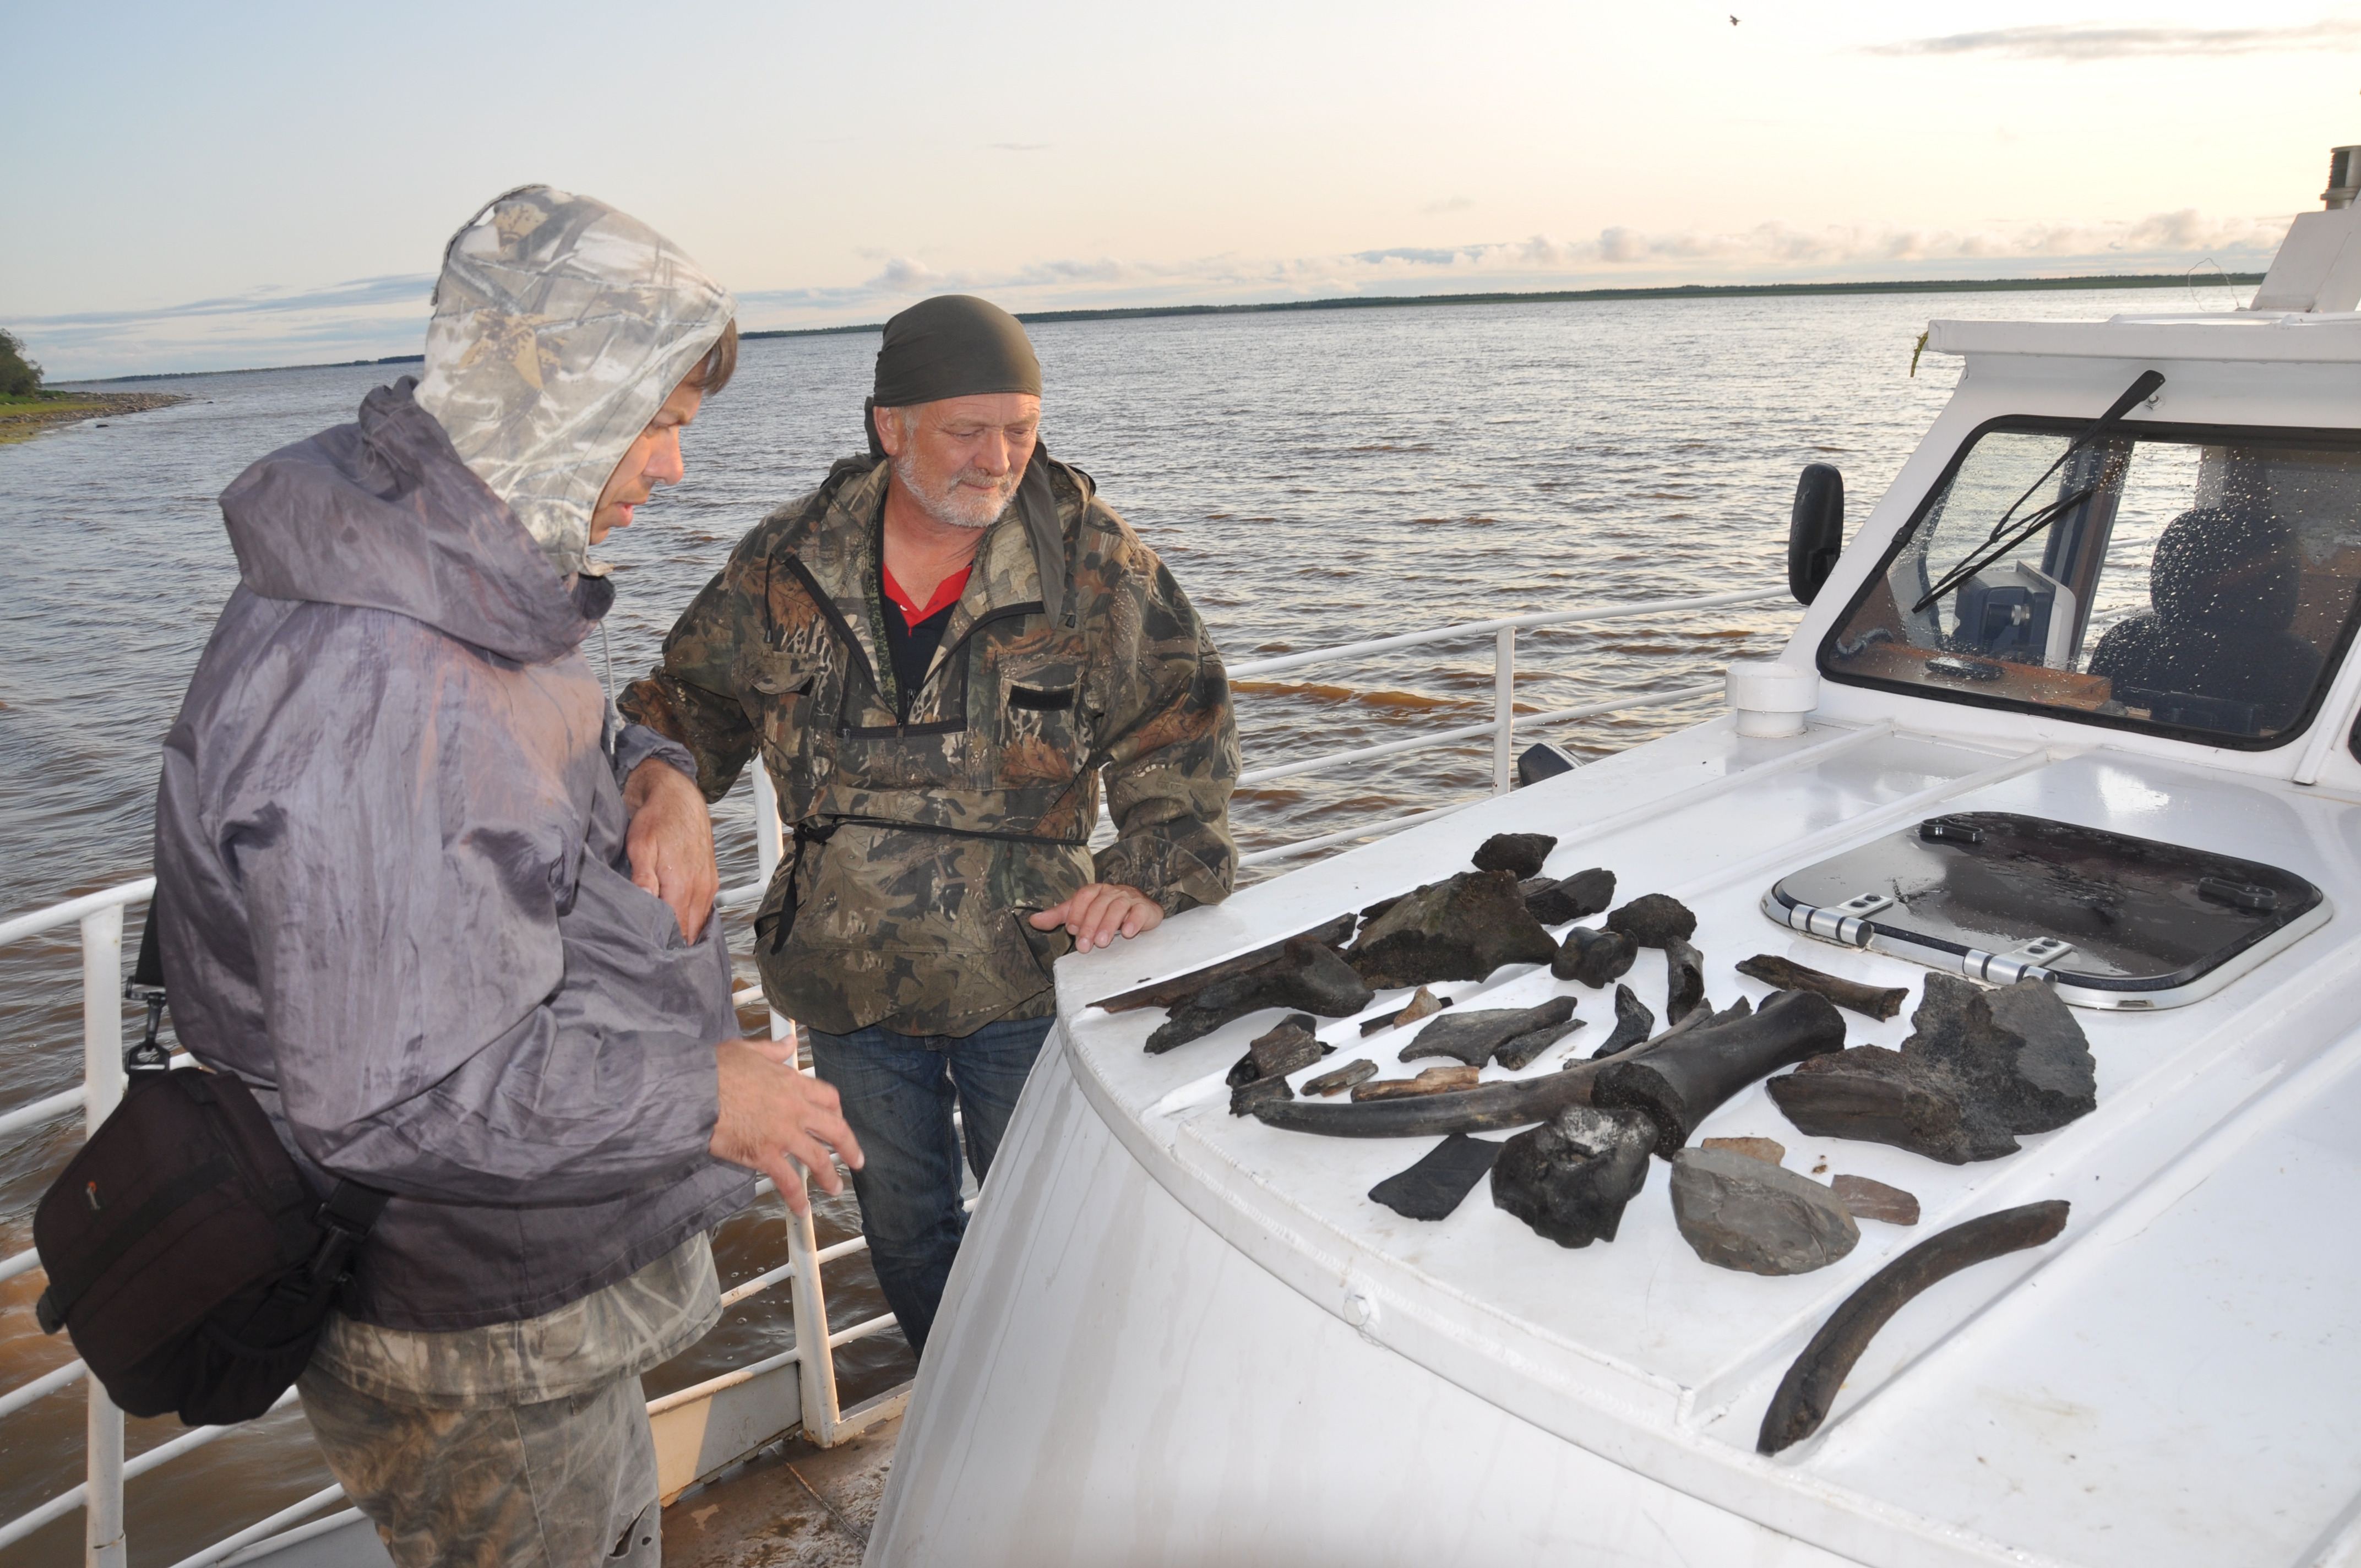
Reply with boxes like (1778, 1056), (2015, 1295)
(1664, 936), (1707, 1025)
(1399, 996), (1578, 1068)
(1736, 955), (1908, 1022)
(1369, 1134), (1506, 1220)
(1552, 924), (1636, 988)
(1757, 1200), (2071, 1455)
(1095, 913), (1358, 1012)
(1605, 893), (1697, 949)
(1145, 938), (1374, 1054)
(1670, 1147), (1859, 1276)
(1592, 984), (1656, 1058)
(1253, 1059), (1606, 1137)
(1473, 832), (1558, 879)
(1490, 1105), (1656, 1247)
(1347, 870), (1559, 989)
(1766, 975), (2095, 1162)
(1593, 990), (1848, 1157)
(1526, 867), (1615, 927)
(1225, 1015), (1326, 1087)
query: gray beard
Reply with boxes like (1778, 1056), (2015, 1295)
(891, 450), (1014, 531)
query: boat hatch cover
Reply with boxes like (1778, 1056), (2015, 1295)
(1763, 810), (2329, 1010)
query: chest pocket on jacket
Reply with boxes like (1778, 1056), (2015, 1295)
(999, 664), (1085, 786)
(736, 648), (818, 753)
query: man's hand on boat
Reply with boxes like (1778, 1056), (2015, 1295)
(1031, 884), (1164, 952)
(711, 1036), (864, 1215)
(625, 756), (720, 942)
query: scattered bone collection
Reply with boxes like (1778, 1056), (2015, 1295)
(1096, 830), (2094, 1446)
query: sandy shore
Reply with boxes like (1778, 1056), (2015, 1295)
(0, 390), (189, 443)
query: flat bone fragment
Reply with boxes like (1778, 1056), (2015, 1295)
(1663, 935), (1707, 1025)
(1701, 1135), (1787, 1167)
(1593, 989), (1848, 1157)
(1670, 1147), (1860, 1276)
(1552, 924), (1636, 988)
(1765, 974), (2095, 1161)
(1736, 954), (1908, 1022)
(1230, 1072), (1295, 1117)
(1303, 1058), (1378, 1097)
(1361, 992), (1456, 1036)
(1492, 1018), (1586, 1071)
(1399, 996), (1579, 1068)
(1604, 893), (1698, 950)
(1258, 1056), (1608, 1137)
(1226, 1012), (1323, 1087)
(1490, 1105), (1656, 1247)
(1347, 869), (1560, 989)
(1526, 867), (1616, 927)
(1758, 1200), (2069, 1454)
(1767, 1047), (2020, 1164)
(1352, 1064), (1482, 1100)
(1472, 832), (1558, 879)
(1369, 1133), (1506, 1220)
(1146, 938), (1376, 1054)
(1591, 984), (1655, 1059)
(1096, 913), (1357, 1012)
(1830, 1174), (1919, 1225)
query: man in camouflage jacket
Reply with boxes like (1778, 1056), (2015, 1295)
(622, 295), (1237, 1349)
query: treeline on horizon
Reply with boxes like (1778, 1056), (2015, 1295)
(54, 270), (2269, 381)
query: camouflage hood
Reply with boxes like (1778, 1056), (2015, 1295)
(414, 185), (735, 576)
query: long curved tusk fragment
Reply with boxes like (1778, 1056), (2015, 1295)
(1756, 1199), (2071, 1456)
(1250, 1059), (1609, 1137)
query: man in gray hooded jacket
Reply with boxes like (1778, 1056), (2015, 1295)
(151, 187), (857, 1566)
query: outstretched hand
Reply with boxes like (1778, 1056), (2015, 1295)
(1030, 883), (1164, 952)
(710, 1038), (862, 1217)
(625, 758), (719, 943)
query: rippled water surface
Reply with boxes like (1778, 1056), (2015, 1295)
(0, 287), (2185, 1562)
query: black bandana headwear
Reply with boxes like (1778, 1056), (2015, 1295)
(864, 295), (1042, 458)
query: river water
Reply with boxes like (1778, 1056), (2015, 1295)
(0, 285), (2193, 1562)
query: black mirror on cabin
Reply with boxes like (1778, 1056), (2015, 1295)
(1787, 462), (1844, 605)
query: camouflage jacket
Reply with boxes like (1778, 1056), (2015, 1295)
(621, 450), (1238, 1037)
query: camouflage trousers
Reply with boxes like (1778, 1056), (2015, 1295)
(298, 1360), (661, 1567)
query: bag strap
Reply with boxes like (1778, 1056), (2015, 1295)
(124, 892), (171, 1077)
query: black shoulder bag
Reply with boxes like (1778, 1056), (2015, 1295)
(31, 893), (387, 1427)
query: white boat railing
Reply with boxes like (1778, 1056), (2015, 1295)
(0, 582), (1788, 1565)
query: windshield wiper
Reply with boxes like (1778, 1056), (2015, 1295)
(1910, 369), (2164, 615)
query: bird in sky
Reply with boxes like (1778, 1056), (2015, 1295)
(1730, 14), (1740, 24)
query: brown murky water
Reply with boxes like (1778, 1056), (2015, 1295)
(0, 287), (2188, 1562)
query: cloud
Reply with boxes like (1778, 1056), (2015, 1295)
(1867, 18), (2361, 60)
(18, 209), (2297, 378)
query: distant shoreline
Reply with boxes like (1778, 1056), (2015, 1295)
(61, 270), (2264, 383)
(0, 390), (189, 443)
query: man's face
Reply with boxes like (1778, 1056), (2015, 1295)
(591, 375), (705, 543)
(876, 393), (1041, 530)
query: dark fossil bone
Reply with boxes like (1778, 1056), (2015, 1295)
(1663, 935), (1707, 1025)
(1493, 1017), (1586, 1071)
(1253, 1059), (1606, 1137)
(1490, 1105), (1657, 1247)
(1096, 913), (1358, 1012)
(1552, 924), (1636, 989)
(1303, 1058), (1377, 1097)
(1145, 938), (1375, 1054)
(1735, 955), (1908, 1022)
(1757, 1200), (2070, 1455)
(1226, 1015), (1327, 1087)
(1591, 984), (1656, 1059)
(1592, 989), (1848, 1158)
(1765, 974), (2095, 1163)
(1399, 996), (1579, 1068)
(1369, 1133), (1507, 1221)
(1360, 987), (1450, 1036)
(1670, 1146), (1859, 1276)
(1347, 870), (1560, 990)
(1230, 1074), (1294, 1117)
(1473, 832), (1559, 880)
(1526, 867), (1616, 927)
(1604, 893), (1698, 949)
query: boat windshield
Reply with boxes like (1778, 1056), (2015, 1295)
(1820, 417), (2361, 747)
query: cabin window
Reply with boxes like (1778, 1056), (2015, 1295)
(1820, 417), (2361, 748)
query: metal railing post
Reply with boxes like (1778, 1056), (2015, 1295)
(80, 906), (127, 1568)
(750, 769), (846, 1446)
(1493, 628), (1516, 794)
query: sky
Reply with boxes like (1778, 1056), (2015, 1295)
(7, 0), (2360, 378)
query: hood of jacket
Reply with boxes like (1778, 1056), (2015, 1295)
(414, 185), (735, 575)
(218, 376), (605, 666)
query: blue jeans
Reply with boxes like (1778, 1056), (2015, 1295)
(806, 1014), (1054, 1355)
